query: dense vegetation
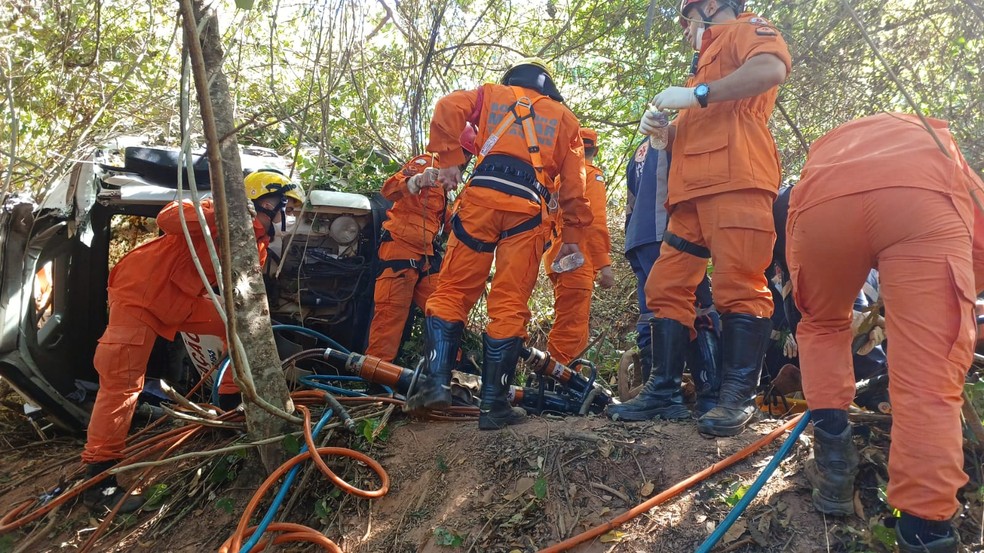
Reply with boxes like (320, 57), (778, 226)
(2, 0), (981, 201)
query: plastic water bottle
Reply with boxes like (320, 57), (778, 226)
(551, 252), (585, 273)
(647, 109), (670, 150)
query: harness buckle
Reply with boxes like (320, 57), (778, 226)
(510, 97), (536, 122)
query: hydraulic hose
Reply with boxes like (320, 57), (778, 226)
(211, 325), (351, 405)
(223, 403), (390, 553)
(537, 414), (806, 553)
(694, 411), (812, 553)
(235, 404), (337, 553)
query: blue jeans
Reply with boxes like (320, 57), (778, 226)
(626, 242), (713, 354)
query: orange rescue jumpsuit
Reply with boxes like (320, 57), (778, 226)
(788, 113), (984, 521)
(544, 162), (611, 365)
(425, 83), (592, 340)
(83, 200), (267, 463)
(366, 154), (448, 361)
(645, 13), (792, 326)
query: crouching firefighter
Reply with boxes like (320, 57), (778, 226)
(406, 57), (593, 430)
(543, 128), (615, 366)
(365, 132), (476, 363)
(82, 173), (293, 513)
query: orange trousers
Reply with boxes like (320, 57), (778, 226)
(546, 264), (594, 365)
(83, 298), (229, 463)
(646, 189), (775, 327)
(425, 200), (548, 340)
(366, 241), (439, 362)
(788, 188), (974, 521)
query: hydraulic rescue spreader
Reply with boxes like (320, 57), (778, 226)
(321, 346), (614, 416)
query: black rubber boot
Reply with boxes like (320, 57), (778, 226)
(804, 423), (858, 516)
(83, 461), (145, 514)
(478, 334), (527, 430)
(697, 314), (772, 437)
(689, 325), (721, 418)
(218, 393), (242, 411)
(406, 317), (464, 414)
(606, 318), (691, 422)
(896, 514), (959, 553)
(638, 343), (653, 382)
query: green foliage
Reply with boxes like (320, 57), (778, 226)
(533, 474), (548, 500)
(141, 483), (170, 511)
(215, 497), (235, 514)
(357, 417), (392, 445)
(433, 527), (466, 548)
(282, 434), (302, 456)
(209, 452), (246, 484)
(724, 483), (750, 507)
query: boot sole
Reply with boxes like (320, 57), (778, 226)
(804, 461), (856, 516)
(810, 492), (855, 516)
(405, 394), (451, 414)
(696, 410), (756, 437)
(606, 407), (691, 422)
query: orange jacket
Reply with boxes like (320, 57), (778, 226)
(669, 13), (792, 205)
(545, 163), (611, 274)
(380, 153), (448, 255)
(109, 199), (269, 339)
(428, 83), (592, 242)
(791, 112), (984, 291)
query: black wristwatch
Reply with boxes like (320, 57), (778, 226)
(694, 83), (710, 108)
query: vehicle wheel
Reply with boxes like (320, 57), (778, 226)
(617, 349), (643, 401)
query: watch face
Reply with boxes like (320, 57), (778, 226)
(696, 84), (709, 96)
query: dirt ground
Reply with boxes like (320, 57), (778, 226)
(3, 382), (982, 553)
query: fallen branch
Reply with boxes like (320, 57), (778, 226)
(589, 481), (630, 503)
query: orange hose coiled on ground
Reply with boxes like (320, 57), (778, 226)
(220, 403), (391, 553)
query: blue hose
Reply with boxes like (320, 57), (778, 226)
(300, 374), (392, 397)
(210, 324), (351, 405)
(694, 411), (812, 553)
(238, 406), (335, 553)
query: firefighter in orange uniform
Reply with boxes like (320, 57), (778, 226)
(544, 128), (614, 365)
(366, 135), (475, 362)
(607, 0), (791, 437)
(789, 113), (984, 553)
(81, 172), (293, 512)
(407, 58), (592, 430)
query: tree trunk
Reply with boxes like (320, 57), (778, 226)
(181, 0), (294, 472)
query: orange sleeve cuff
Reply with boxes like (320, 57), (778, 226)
(437, 148), (467, 169)
(560, 226), (582, 243)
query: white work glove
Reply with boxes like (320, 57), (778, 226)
(407, 167), (439, 195)
(638, 109), (669, 136)
(850, 309), (885, 336)
(857, 326), (886, 356)
(652, 86), (699, 110)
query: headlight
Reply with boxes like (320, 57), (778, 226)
(329, 215), (360, 245)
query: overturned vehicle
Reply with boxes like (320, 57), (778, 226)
(0, 147), (388, 431)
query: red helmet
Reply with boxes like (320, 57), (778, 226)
(459, 123), (478, 155)
(679, 0), (745, 16)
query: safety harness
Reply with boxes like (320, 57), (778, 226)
(450, 86), (555, 254)
(378, 229), (443, 276)
(665, 231), (711, 258)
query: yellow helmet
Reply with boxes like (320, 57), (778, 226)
(284, 185), (305, 205)
(502, 56), (554, 82)
(244, 169), (296, 201)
